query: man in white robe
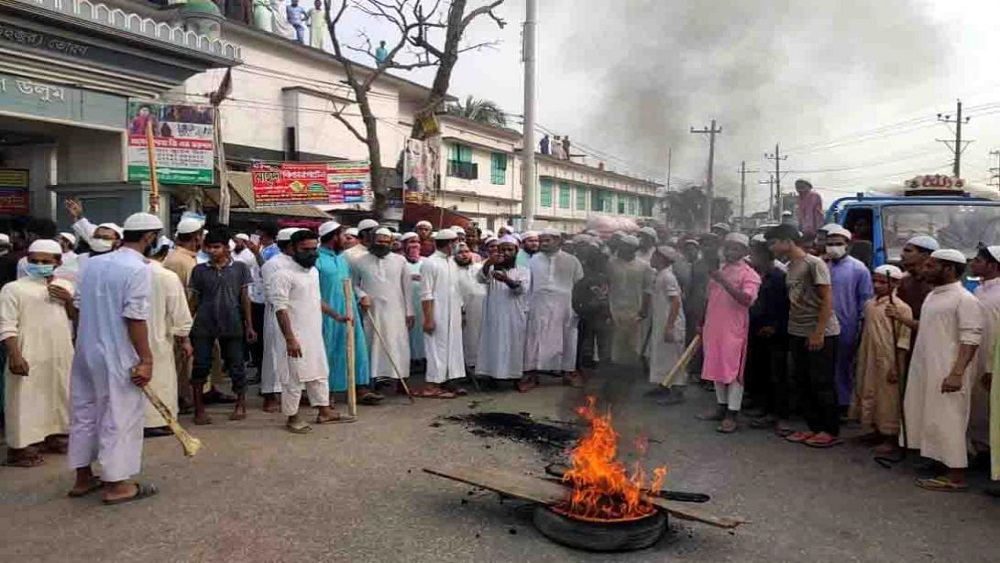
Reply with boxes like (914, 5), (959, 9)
(272, 229), (352, 433)
(68, 213), (161, 504)
(476, 236), (532, 387)
(904, 249), (984, 492)
(344, 219), (378, 265)
(608, 235), (654, 364)
(1, 240), (75, 467)
(352, 228), (414, 387)
(418, 229), (465, 397)
(260, 228), (301, 413)
(455, 243), (486, 370)
(144, 239), (193, 434)
(524, 229), (584, 388)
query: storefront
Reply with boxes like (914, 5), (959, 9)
(0, 0), (240, 227)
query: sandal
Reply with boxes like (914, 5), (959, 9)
(68, 478), (104, 498)
(286, 421), (313, 434)
(103, 482), (159, 505)
(717, 418), (738, 434)
(516, 376), (539, 393)
(316, 413), (356, 424)
(916, 476), (968, 492)
(804, 432), (843, 448)
(413, 388), (457, 399)
(5, 446), (44, 468)
(359, 392), (384, 405)
(785, 431), (816, 443)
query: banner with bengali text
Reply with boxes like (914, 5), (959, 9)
(0, 168), (29, 215)
(126, 101), (215, 185)
(251, 161), (371, 208)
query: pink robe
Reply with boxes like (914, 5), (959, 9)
(701, 261), (761, 384)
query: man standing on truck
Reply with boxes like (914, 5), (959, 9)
(795, 180), (825, 238)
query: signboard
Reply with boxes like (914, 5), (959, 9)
(402, 137), (440, 204)
(251, 161), (372, 208)
(0, 169), (29, 215)
(126, 101), (215, 185)
(0, 72), (125, 129)
(905, 175), (965, 190)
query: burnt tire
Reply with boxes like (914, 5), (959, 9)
(532, 506), (668, 552)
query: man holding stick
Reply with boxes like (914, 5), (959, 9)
(68, 213), (161, 504)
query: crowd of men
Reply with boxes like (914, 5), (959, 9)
(4, 187), (1000, 503)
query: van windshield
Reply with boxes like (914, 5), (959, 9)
(882, 204), (1000, 260)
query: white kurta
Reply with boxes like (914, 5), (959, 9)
(608, 257), (655, 364)
(457, 263), (487, 367)
(352, 253), (413, 379)
(524, 250), (583, 372)
(261, 253), (293, 394)
(902, 281), (984, 468)
(971, 278), (1000, 449)
(68, 248), (151, 482)
(648, 267), (686, 384)
(144, 261), (193, 428)
(0, 277), (74, 448)
(476, 266), (531, 380)
(271, 261), (328, 384)
(407, 259), (426, 361)
(420, 251), (465, 383)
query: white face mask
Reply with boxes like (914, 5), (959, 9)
(826, 245), (847, 260)
(90, 238), (114, 253)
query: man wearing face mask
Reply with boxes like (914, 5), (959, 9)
(351, 228), (414, 390)
(825, 225), (873, 412)
(415, 229), (465, 398)
(272, 229), (353, 433)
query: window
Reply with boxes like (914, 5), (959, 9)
(558, 183), (571, 209)
(628, 197), (637, 216)
(591, 189), (603, 212)
(617, 194), (626, 214)
(540, 179), (553, 208)
(490, 153), (507, 185)
(448, 143), (477, 179)
(450, 143), (473, 162)
(576, 186), (587, 211)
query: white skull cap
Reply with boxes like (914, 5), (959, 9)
(930, 248), (967, 264)
(724, 233), (750, 247)
(276, 227), (302, 242)
(98, 222), (124, 238)
(358, 219), (379, 231)
(345, 228), (359, 237)
(906, 235), (940, 252)
(318, 221), (341, 238)
(123, 213), (163, 232)
(874, 264), (904, 279)
(28, 239), (62, 255)
(375, 227), (393, 237)
(176, 216), (204, 235)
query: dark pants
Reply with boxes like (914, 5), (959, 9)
(746, 333), (790, 418)
(248, 302), (265, 367)
(192, 336), (247, 395)
(578, 315), (612, 368)
(684, 307), (704, 375)
(789, 335), (840, 436)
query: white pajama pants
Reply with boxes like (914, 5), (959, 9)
(68, 363), (144, 482)
(281, 378), (330, 417)
(714, 381), (744, 412)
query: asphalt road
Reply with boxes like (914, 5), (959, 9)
(2, 365), (999, 563)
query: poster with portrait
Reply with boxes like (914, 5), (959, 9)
(126, 101), (215, 185)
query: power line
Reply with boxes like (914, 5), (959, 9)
(937, 99), (972, 178)
(691, 119), (722, 230)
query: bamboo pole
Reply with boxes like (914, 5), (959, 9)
(343, 279), (358, 417)
(145, 120), (160, 214)
(660, 335), (701, 388)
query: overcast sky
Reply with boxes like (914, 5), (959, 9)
(347, 0), (1000, 215)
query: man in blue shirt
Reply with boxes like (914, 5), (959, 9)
(286, 0), (308, 43)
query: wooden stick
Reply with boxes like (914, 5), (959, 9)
(343, 279), (358, 417)
(364, 308), (416, 403)
(145, 120), (160, 214)
(660, 334), (701, 388)
(140, 385), (202, 458)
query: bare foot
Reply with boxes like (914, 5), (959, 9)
(193, 413), (213, 426)
(262, 396), (280, 413)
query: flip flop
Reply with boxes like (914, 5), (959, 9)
(804, 433), (843, 448)
(286, 422), (313, 434)
(916, 476), (968, 492)
(68, 478), (104, 498)
(717, 419), (738, 434)
(785, 431), (816, 443)
(414, 388), (457, 399)
(103, 482), (158, 505)
(316, 414), (357, 425)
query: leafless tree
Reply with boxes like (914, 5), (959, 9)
(324, 0), (506, 216)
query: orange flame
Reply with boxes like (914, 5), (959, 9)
(556, 397), (668, 522)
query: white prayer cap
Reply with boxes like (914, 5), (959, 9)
(415, 220), (433, 229)
(374, 227), (393, 237)
(358, 219), (379, 231)
(540, 228), (561, 237)
(984, 245), (1000, 264)
(711, 222), (732, 233)
(655, 246), (680, 262)
(234, 233), (250, 242)
(825, 225), (852, 241)
(157, 236), (174, 250)
(750, 233), (767, 245)
(435, 229), (459, 241)
(498, 234), (519, 246)
(400, 232), (419, 242)
(392, 233), (402, 241)
(481, 229), (495, 239)
(98, 222), (124, 238)
(724, 233), (750, 247)
(930, 249), (967, 265)
(345, 228), (359, 237)
(819, 223), (841, 233)
(228, 240), (236, 252)
(0, 234), (9, 245)
(318, 221), (341, 238)
(28, 239), (62, 255)
(175, 216), (204, 235)
(906, 235), (940, 252)
(483, 236), (498, 246)
(874, 264), (904, 280)
(681, 238), (700, 247)
(276, 227), (302, 242)
(619, 235), (640, 247)
(638, 226), (658, 240)
(58, 232), (77, 246)
(521, 231), (539, 240)
(123, 213), (163, 232)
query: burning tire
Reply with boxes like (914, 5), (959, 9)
(532, 505), (668, 552)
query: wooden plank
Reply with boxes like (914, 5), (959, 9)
(423, 464), (744, 529)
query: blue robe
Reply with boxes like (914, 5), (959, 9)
(830, 255), (874, 406)
(317, 247), (370, 391)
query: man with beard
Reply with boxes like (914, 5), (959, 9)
(889, 235), (939, 333)
(608, 235), (654, 365)
(414, 220), (435, 257)
(825, 226), (873, 412)
(517, 231), (540, 268)
(352, 228), (414, 389)
(904, 249), (983, 492)
(343, 228), (360, 252)
(401, 232), (426, 371)
(523, 229), (584, 389)
(795, 179), (825, 238)
(416, 229), (465, 398)
(316, 221), (378, 404)
(454, 242), (486, 372)
(345, 219), (378, 264)
(476, 236), (531, 389)
(233, 233), (266, 371)
(636, 227), (658, 264)
(272, 230), (353, 433)
(260, 228), (302, 412)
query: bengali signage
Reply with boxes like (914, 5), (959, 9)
(0, 169), (30, 215)
(905, 175), (965, 190)
(0, 72), (125, 129)
(126, 101), (215, 185)
(251, 161), (371, 208)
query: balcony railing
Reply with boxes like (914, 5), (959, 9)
(447, 160), (478, 180)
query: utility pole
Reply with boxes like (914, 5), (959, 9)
(737, 161), (758, 220)
(990, 149), (1000, 189)
(520, 0), (537, 230)
(937, 99), (972, 178)
(666, 147), (672, 193)
(690, 119), (722, 230)
(764, 144), (787, 220)
(759, 174), (775, 220)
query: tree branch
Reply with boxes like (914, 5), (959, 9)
(331, 107), (368, 145)
(460, 0), (505, 32)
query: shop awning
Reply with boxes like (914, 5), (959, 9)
(224, 171), (331, 219)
